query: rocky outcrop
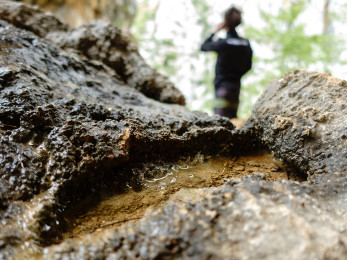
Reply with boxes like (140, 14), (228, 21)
(0, 1), (185, 105)
(0, 1), (231, 258)
(244, 70), (347, 179)
(45, 70), (347, 260)
(46, 21), (186, 105)
(45, 174), (347, 260)
(0, 0), (68, 37)
(18, 0), (137, 30)
(1, 1), (347, 259)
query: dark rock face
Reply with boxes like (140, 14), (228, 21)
(0, 1), (225, 206)
(1, 1), (347, 259)
(46, 22), (185, 105)
(0, 1), (232, 258)
(0, 1), (185, 105)
(45, 175), (347, 260)
(45, 71), (347, 260)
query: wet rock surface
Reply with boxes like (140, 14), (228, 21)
(1, 2), (347, 259)
(60, 153), (295, 241)
(46, 175), (347, 260)
(45, 71), (347, 260)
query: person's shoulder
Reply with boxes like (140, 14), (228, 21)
(226, 36), (249, 46)
(238, 35), (250, 41)
(214, 38), (228, 46)
(216, 37), (226, 42)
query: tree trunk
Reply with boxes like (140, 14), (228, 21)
(323, 0), (331, 34)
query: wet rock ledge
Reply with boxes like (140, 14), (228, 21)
(1, 1), (347, 259)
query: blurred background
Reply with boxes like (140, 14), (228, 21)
(19, 0), (347, 117)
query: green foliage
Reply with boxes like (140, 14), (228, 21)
(132, 0), (158, 42)
(191, 0), (212, 37)
(132, 1), (179, 76)
(132, 0), (217, 114)
(131, 0), (345, 118)
(245, 0), (344, 82)
(237, 0), (346, 118)
(190, 0), (216, 113)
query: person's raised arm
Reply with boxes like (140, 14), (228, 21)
(213, 22), (227, 34)
(200, 22), (226, 52)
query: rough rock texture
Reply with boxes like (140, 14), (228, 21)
(0, 1), (232, 258)
(1, 1), (347, 260)
(244, 70), (347, 179)
(0, 0), (68, 37)
(0, 0), (185, 105)
(46, 21), (186, 105)
(45, 71), (347, 260)
(46, 175), (347, 260)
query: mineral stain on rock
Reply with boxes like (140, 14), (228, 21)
(60, 152), (299, 241)
(1, 1), (347, 260)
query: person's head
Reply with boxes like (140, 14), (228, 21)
(224, 7), (242, 30)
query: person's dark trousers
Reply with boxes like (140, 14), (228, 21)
(214, 80), (241, 119)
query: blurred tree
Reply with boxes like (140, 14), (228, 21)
(241, 0), (344, 116)
(323, 0), (331, 34)
(132, 1), (172, 71)
(190, 0), (215, 113)
(132, 0), (216, 113)
(16, 0), (347, 118)
(132, 0), (345, 117)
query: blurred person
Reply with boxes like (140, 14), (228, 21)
(201, 7), (253, 119)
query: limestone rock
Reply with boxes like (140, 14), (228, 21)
(0, 0), (68, 37)
(1, 1), (347, 259)
(244, 70), (347, 180)
(0, 1), (185, 105)
(46, 21), (186, 105)
(0, 1), (232, 258)
(45, 71), (347, 260)
(46, 175), (347, 260)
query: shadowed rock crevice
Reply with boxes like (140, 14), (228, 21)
(42, 70), (347, 259)
(56, 151), (303, 244)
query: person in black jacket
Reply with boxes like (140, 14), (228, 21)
(201, 7), (252, 118)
